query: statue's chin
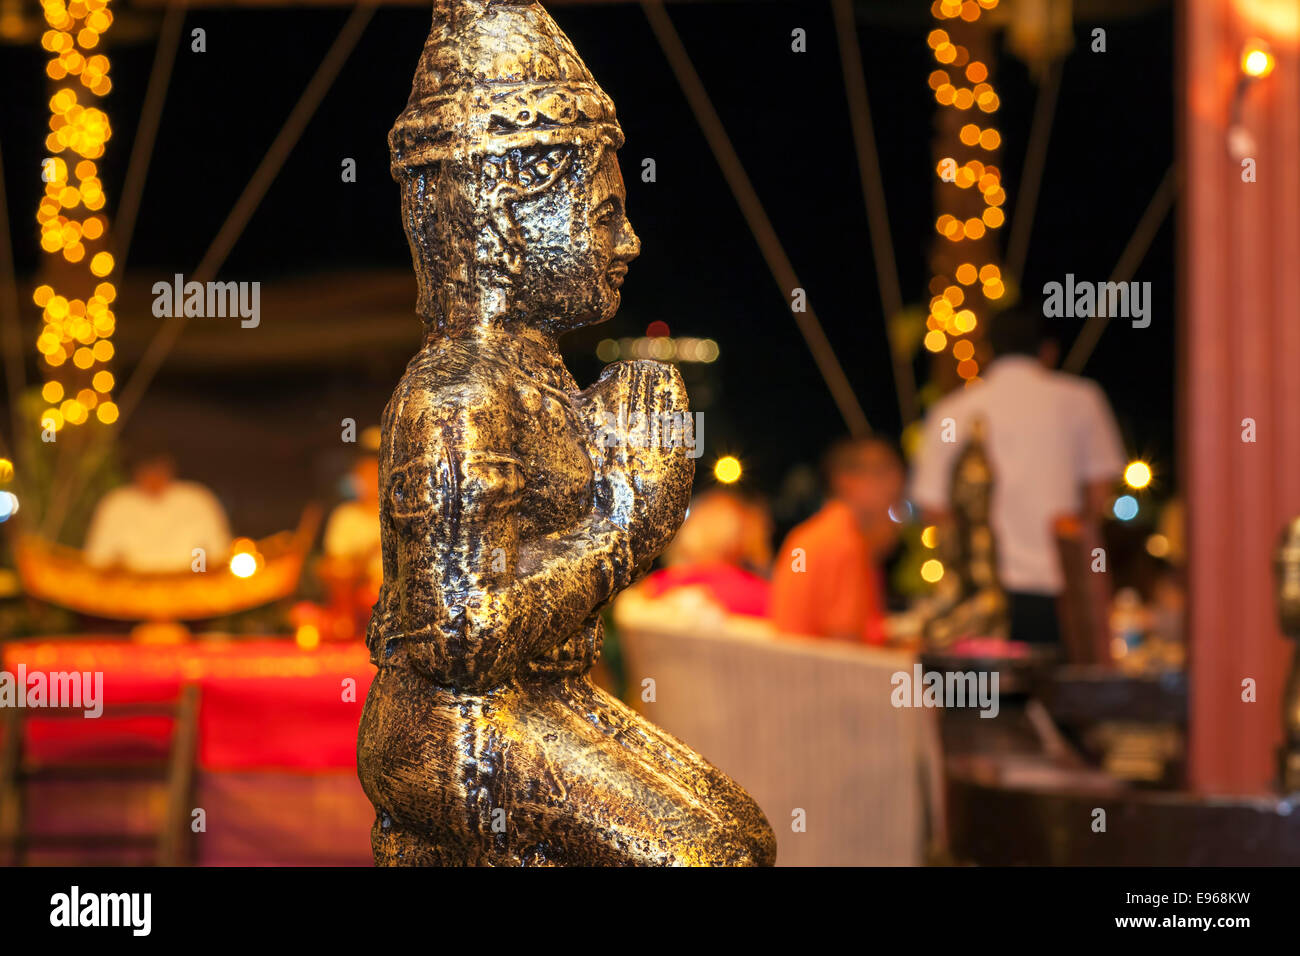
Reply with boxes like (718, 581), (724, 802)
(547, 301), (617, 335)
(599, 296), (620, 324)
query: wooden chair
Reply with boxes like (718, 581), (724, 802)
(0, 683), (200, 866)
(618, 618), (935, 866)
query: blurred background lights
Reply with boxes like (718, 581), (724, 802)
(713, 455), (742, 484)
(888, 499), (915, 523)
(0, 491), (19, 523)
(33, 0), (117, 429)
(229, 552), (258, 578)
(295, 624), (321, 650)
(1241, 38), (1275, 78)
(595, 336), (718, 364)
(920, 558), (945, 583)
(1124, 460), (1153, 489)
(1113, 494), (1140, 521)
(926, 0), (1005, 392)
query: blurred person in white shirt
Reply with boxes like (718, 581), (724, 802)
(910, 308), (1126, 645)
(85, 450), (232, 574)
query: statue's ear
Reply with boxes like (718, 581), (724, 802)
(479, 148), (574, 280)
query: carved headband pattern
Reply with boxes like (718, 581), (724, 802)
(389, 0), (623, 172)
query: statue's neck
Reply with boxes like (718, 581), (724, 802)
(425, 317), (554, 350)
(423, 320), (571, 383)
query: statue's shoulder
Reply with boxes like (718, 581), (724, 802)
(384, 346), (521, 448)
(391, 344), (511, 406)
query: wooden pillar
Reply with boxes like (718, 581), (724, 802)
(1182, 0), (1300, 794)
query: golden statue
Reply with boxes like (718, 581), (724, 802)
(357, 0), (776, 866)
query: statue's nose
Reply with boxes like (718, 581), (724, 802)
(618, 219), (641, 261)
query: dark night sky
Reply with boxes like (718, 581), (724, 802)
(0, 0), (1174, 532)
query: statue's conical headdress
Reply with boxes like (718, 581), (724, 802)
(390, 0), (622, 174)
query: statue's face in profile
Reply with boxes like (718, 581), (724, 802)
(515, 146), (640, 332)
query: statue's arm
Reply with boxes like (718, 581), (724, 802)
(397, 414), (634, 688)
(365, 505), (401, 664)
(366, 398), (403, 664)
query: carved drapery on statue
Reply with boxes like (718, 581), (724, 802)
(356, 0), (776, 866)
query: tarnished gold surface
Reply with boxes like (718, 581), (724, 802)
(357, 0), (776, 865)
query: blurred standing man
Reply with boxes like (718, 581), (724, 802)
(910, 309), (1126, 645)
(770, 438), (904, 644)
(85, 450), (232, 573)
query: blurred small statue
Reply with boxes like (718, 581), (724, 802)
(1274, 517), (1300, 792)
(923, 419), (1009, 648)
(357, 0), (775, 866)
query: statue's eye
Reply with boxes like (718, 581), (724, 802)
(594, 199), (619, 223)
(390, 475), (406, 504)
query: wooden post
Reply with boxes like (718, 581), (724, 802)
(1182, 0), (1300, 794)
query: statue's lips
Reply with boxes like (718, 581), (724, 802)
(605, 263), (628, 289)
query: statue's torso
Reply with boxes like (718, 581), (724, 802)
(381, 335), (604, 684)
(509, 359), (594, 542)
(506, 353), (606, 681)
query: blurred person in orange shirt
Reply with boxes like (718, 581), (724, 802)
(318, 429), (383, 638)
(769, 437), (905, 644)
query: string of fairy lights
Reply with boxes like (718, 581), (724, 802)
(32, 0), (119, 432)
(924, 0), (1005, 387)
(916, 0), (1163, 584)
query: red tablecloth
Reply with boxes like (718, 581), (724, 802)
(2, 639), (374, 771)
